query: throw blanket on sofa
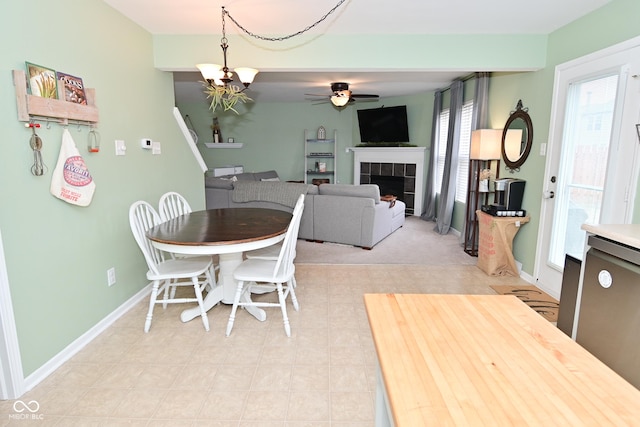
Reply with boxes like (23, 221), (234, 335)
(232, 181), (309, 208)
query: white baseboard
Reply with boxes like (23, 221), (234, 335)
(22, 283), (151, 394)
(519, 268), (534, 284)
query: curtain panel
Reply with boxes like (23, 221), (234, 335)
(460, 72), (491, 245)
(421, 90), (442, 222)
(433, 79), (463, 234)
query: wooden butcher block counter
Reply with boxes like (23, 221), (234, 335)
(364, 293), (640, 426)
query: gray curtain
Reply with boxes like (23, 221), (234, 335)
(421, 90), (442, 221)
(433, 79), (464, 234)
(461, 72), (491, 246)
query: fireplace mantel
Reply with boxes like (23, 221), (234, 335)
(348, 147), (426, 216)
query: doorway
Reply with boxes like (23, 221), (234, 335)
(0, 229), (24, 400)
(535, 38), (640, 297)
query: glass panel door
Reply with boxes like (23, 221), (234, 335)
(535, 41), (640, 297)
(548, 74), (618, 266)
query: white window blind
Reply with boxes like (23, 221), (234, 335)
(435, 100), (474, 203)
(435, 109), (449, 192)
(455, 101), (474, 203)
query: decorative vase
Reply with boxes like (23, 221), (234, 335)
(479, 179), (489, 192)
(317, 126), (326, 140)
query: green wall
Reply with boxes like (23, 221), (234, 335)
(1, 1), (205, 376)
(155, 34), (547, 73)
(177, 93), (434, 185)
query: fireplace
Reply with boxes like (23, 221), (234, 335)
(349, 147), (426, 216)
(370, 175), (404, 199)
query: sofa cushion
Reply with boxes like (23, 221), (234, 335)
(234, 172), (257, 181)
(205, 170), (280, 189)
(232, 181), (312, 209)
(253, 170), (279, 181)
(318, 184), (381, 204)
(204, 175), (236, 190)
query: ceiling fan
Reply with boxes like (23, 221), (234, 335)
(306, 82), (379, 107)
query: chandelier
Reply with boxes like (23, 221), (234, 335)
(197, 0), (348, 113)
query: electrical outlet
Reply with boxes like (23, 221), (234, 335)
(107, 267), (116, 286)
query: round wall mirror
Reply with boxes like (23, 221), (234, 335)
(501, 100), (533, 171)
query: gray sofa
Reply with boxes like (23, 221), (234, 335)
(205, 170), (406, 249)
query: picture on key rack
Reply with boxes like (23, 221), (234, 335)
(56, 71), (87, 105)
(25, 62), (58, 99)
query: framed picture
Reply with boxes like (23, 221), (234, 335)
(56, 71), (87, 104)
(318, 162), (327, 172)
(25, 62), (58, 99)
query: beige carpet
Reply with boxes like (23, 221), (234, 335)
(295, 216), (478, 265)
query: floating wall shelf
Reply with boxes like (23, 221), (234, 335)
(204, 143), (243, 148)
(13, 69), (99, 125)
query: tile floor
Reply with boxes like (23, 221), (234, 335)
(1, 264), (527, 426)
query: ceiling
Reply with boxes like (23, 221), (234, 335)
(104, 0), (611, 104)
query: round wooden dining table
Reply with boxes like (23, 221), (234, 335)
(147, 208), (292, 322)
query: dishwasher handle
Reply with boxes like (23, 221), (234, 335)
(587, 235), (640, 265)
(587, 247), (640, 278)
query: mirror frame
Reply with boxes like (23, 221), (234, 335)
(501, 99), (533, 171)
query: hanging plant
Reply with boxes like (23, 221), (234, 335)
(203, 83), (252, 114)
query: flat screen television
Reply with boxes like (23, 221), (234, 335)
(357, 105), (410, 143)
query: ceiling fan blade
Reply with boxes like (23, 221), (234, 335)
(304, 93), (330, 97)
(351, 94), (379, 98)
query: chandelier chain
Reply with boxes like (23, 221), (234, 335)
(222, 0), (348, 42)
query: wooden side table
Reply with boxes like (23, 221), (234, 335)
(476, 210), (529, 276)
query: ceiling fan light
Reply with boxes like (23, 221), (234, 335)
(234, 67), (259, 87)
(331, 94), (350, 107)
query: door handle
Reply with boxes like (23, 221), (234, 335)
(543, 190), (555, 199)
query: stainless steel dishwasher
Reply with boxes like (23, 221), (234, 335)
(575, 234), (640, 389)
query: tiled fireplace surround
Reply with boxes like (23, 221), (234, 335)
(360, 162), (417, 214)
(350, 147), (426, 216)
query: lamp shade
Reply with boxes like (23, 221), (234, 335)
(470, 129), (502, 160)
(196, 63), (222, 80)
(234, 67), (259, 86)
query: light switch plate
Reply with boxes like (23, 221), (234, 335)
(152, 141), (161, 155)
(115, 140), (126, 156)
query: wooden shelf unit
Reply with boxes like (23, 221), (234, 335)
(304, 129), (337, 184)
(463, 159), (500, 256)
(13, 69), (99, 125)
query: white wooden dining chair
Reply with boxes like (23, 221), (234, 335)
(244, 194), (304, 290)
(129, 200), (213, 332)
(226, 194), (305, 337)
(159, 191), (220, 285)
(158, 191), (192, 222)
